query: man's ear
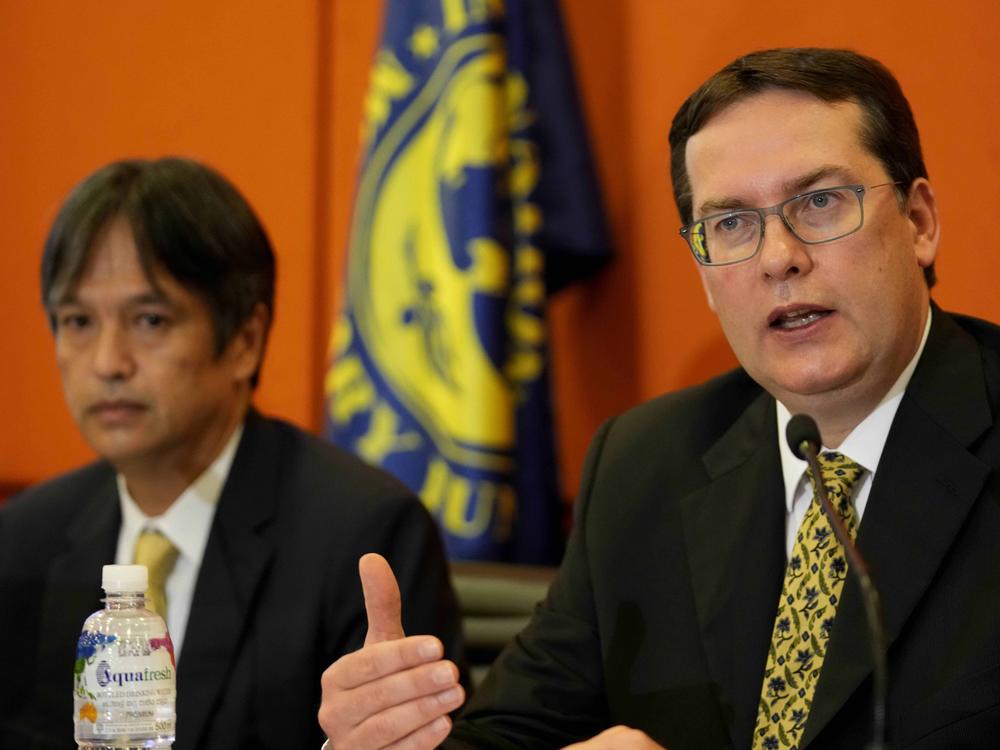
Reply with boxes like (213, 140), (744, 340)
(905, 178), (940, 270)
(228, 302), (270, 383)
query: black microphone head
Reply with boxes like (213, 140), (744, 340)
(786, 413), (821, 460)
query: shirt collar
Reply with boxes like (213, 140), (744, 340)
(117, 422), (244, 566)
(776, 307), (932, 512)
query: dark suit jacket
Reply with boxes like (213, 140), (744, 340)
(0, 410), (464, 750)
(447, 307), (1000, 749)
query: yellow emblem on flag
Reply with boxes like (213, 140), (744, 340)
(328, 0), (611, 562)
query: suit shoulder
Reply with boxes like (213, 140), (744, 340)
(573, 367), (766, 512)
(1, 461), (112, 525)
(949, 311), (1000, 356)
(237, 415), (444, 581)
(249, 413), (418, 506)
(942, 311), (1000, 402)
(0, 462), (114, 574)
(608, 367), (763, 456)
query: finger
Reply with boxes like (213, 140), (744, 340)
(333, 658), (460, 726)
(319, 658), (461, 747)
(360, 553), (405, 645)
(323, 636), (446, 691)
(351, 683), (465, 749)
(382, 714), (455, 750)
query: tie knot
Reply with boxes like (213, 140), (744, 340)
(133, 530), (179, 619)
(807, 451), (864, 518)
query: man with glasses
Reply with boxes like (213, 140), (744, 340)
(317, 48), (1000, 749)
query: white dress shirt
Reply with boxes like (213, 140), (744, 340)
(776, 309), (932, 557)
(114, 424), (243, 661)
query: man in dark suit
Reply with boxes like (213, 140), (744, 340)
(315, 48), (1000, 749)
(0, 157), (464, 749)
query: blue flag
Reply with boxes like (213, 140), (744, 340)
(326, 0), (611, 563)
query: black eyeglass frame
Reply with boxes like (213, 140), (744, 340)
(679, 182), (903, 267)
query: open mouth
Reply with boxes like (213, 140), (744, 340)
(768, 308), (832, 330)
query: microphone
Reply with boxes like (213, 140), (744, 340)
(786, 414), (890, 750)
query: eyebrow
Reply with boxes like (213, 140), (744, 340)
(53, 290), (173, 309)
(694, 165), (855, 218)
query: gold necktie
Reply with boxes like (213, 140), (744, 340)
(752, 452), (864, 750)
(133, 529), (179, 620)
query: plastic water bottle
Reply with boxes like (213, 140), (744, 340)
(74, 564), (176, 749)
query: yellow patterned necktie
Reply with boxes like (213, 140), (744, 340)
(751, 452), (865, 750)
(132, 529), (180, 620)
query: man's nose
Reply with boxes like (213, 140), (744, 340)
(92, 324), (135, 380)
(757, 213), (814, 281)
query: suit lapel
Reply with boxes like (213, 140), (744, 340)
(176, 411), (278, 750)
(33, 470), (119, 734)
(681, 389), (788, 749)
(802, 309), (992, 747)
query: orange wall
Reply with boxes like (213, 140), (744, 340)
(2, 1), (999, 503)
(0, 1), (324, 487)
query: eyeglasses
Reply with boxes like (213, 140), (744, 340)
(679, 182), (902, 266)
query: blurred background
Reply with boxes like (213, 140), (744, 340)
(2, 0), (998, 511)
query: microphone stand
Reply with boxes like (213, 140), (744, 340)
(797, 438), (890, 750)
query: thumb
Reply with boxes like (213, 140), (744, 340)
(359, 553), (405, 645)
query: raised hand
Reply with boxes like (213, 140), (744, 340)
(318, 554), (465, 750)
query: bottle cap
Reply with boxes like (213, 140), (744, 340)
(102, 564), (148, 593)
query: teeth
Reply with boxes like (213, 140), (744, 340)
(778, 311), (824, 329)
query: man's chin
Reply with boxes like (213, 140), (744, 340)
(82, 432), (156, 467)
(763, 367), (863, 407)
